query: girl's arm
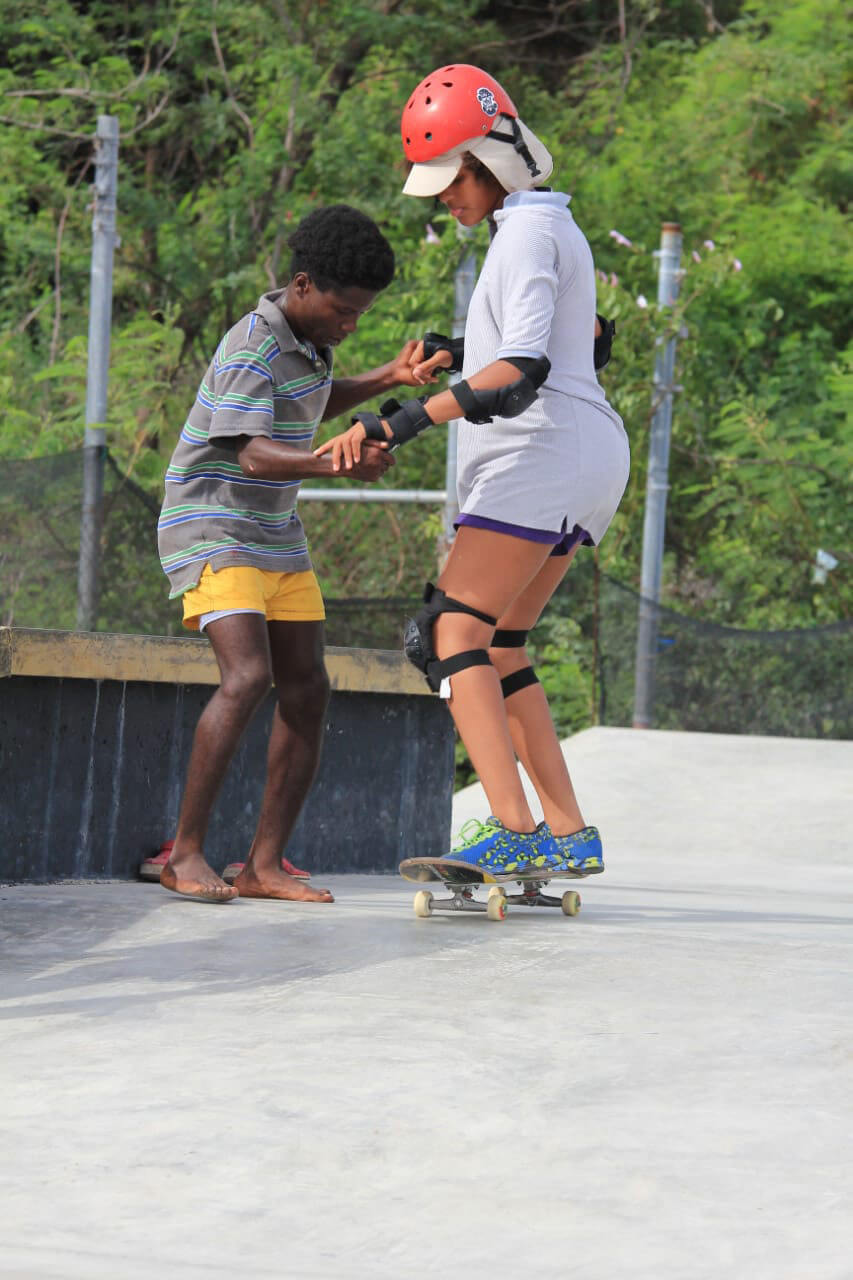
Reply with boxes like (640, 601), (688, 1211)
(321, 340), (441, 421)
(314, 357), (544, 473)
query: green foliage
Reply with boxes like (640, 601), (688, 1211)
(0, 0), (848, 648)
(528, 615), (594, 736)
(454, 612), (593, 790)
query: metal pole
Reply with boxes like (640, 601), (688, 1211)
(76, 115), (119, 632)
(633, 222), (682, 728)
(441, 227), (476, 557)
(300, 488), (446, 504)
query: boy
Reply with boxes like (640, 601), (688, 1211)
(156, 205), (417, 903)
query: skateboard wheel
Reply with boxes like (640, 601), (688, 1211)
(486, 894), (507, 922)
(561, 890), (581, 917)
(413, 890), (434, 918)
(487, 885), (507, 902)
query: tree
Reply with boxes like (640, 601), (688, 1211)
(0, 0), (848, 636)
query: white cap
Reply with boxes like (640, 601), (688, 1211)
(403, 118), (553, 197)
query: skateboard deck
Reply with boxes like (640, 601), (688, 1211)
(398, 856), (586, 922)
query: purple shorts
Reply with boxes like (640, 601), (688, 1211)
(455, 513), (592, 557)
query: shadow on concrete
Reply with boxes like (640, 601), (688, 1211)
(2, 875), (851, 1025)
(0, 885), (473, 1021)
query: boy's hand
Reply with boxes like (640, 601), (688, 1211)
(349, 439), (395, 481)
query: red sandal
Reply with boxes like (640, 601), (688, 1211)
(222, 857), (311, 884)
(140, 841), (311, 883)
(139, 840), (175, 881)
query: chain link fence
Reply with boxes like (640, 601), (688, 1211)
(2, 450), (850, 739)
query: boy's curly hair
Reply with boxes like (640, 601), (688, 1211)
(287, 205), (395, 293)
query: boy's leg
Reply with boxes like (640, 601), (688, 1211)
(488, 551), (588, 836)
(233, 620), (334, 903)
(161, 612), (273, 902)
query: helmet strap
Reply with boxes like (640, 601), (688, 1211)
(485, 114), (541, 179)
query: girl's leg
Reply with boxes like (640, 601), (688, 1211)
(488, 549), (587, 835)
(433, 525), (553, 833)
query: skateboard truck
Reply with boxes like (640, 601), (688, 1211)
(503, 880), (577, 911)
(414, 884), (504, 920)
(413, 879), (581, 923)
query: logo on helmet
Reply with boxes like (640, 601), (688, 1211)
(476, 87), (499, 117)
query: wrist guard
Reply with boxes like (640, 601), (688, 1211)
(422, 332), (464, 373)
(353, 396), (433, 449)
(355, 412), (389, 442)
(451, 354), (550, 424)
(594, 315), (615, 370)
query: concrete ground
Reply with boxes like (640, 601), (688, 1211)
(1, 728), (851, 1280)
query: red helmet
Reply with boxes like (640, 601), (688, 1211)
(401, 65), (517, 164)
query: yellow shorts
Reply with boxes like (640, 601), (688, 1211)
(181, 563), (325, 631)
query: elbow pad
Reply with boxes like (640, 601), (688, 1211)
(452, 354), (551, 425)
(594, 315), (615, 370)
(422, 332), (464, 373)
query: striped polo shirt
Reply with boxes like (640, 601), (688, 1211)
(158, 290), (332, 597)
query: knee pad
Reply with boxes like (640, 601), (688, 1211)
(491, 628), (528, 648)
(500, 667), (540, 699)
(490, 628), (538, 698)
(404, 582), (497, 695)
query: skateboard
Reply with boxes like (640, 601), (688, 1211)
(398, 856), (585, 922)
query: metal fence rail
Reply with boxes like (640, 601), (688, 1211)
(3, 449), (849, 741)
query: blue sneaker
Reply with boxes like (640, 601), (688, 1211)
(542, 825), (604, 876)
(447, 817), (555, 877)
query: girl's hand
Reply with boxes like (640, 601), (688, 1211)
(387, 340), (426, 388)
(407, 340), (453, 387)
(315, 421), (387, 472)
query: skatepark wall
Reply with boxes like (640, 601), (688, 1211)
(0, 627), (454, 882)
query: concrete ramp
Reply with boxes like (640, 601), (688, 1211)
(453, 726), (851, 874)
(1, 729), (851, 1279)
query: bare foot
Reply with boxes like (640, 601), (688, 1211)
(161, 852), (238, 903)
(233, 863), (334, 903)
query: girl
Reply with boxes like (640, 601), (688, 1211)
(316, 65), (629, 876)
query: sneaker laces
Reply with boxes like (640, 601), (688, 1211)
(452, 817), (500, 851)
